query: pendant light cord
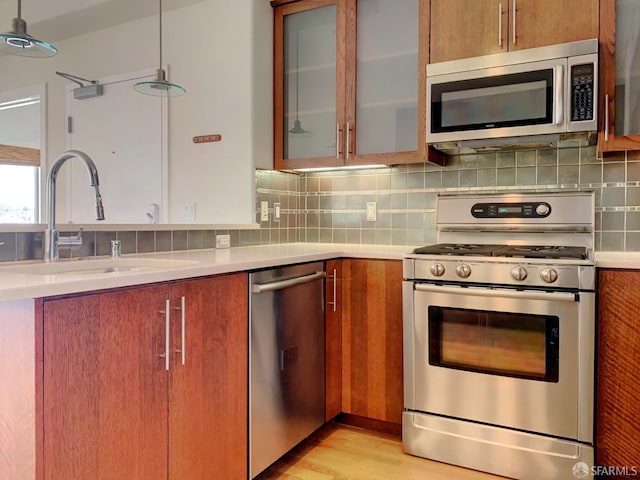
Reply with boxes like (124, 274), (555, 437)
(294, 31), (299, 121)
(158, 0), (163, 69)
(17, 0), (21, 20)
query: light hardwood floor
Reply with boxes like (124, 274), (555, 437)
(257, 423), (507, 480)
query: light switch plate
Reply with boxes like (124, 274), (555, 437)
(182, 202), (196, 221)
(273, 202), (281, 222)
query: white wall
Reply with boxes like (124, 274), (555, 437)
(0, 0), (273, 225)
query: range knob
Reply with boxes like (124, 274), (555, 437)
(536, 203), (550, 216)
(540, 268), (559, 283)
(430, 263), (446, 277)
(511, 266), (528, 281)
(456, 264), (471, 278)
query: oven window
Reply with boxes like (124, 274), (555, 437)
(428, 306), (559, 382)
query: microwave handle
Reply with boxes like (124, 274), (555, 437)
(554, 65), (564, 125)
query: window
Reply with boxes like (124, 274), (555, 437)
(0, 164), (39, 223)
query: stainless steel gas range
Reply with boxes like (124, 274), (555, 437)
(402, 192), (596, 480)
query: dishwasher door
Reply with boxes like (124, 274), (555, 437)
(249, 262), (326, 478)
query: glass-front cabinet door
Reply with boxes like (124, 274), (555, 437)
(274, 1), (342, 169)
(349, 0), (419, 160)
(599, 0), (640, 152)
(273, 0), (425, 169)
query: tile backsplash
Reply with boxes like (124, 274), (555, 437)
(2, 146), (640, 263)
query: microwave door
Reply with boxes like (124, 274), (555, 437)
(426, 59), (569, 144)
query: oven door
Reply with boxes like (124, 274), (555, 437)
(404, 282), (594, 442)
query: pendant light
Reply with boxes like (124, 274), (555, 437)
(134, 0), (185, 96)
(288, 32), (311, 136)
(0, 0), (57, 58)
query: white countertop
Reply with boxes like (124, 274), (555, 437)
(594, 251), (640, 269)
(0, 243), (414, 302)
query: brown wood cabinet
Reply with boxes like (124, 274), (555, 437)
(340, 259), (403, 424)
(272, 0), (442, 169)
(596, 269), (640, 469)
(41, 274), (248, 480)
(430, 0), (599, 63)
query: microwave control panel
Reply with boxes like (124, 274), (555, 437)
(570, 63), (595, 122)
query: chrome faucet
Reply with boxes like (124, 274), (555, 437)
(46, 150), (105, 261)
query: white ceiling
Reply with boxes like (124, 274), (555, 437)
(0, 0), (206, 43)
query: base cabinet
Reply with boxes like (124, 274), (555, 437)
(596, 269), (640, 469)
(340, 259), (403, 424)
(41, 274), (248, 480)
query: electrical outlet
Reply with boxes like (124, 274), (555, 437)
(215, 234), (231, 248)
(260, 201), (269, 222)
(366, 202), (377, 221)
(273, 202), (281, 222)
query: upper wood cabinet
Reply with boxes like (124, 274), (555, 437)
(41, 274), (248, 480)
(430, 0), (599, 63)
(598, 0), (640, 152)
(273, 0), (433, 169)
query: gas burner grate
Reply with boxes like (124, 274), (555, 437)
(412, 243), (501, 256)
(413, 243), (589, 260)
(495, 245), (588, 260)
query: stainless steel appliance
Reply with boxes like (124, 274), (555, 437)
(403, 192), (595, 480)
(426, 39), (598, 153)
(249, 262), (326, 478)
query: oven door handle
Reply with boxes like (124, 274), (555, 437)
(414, 284), (578, 302)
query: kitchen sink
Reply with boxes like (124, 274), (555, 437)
(0, 257), (199, 277)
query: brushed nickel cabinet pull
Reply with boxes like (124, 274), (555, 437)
(336, 123), (341, 159)
(512, 0), (517, 45)
(604, 94), (609, 141)
(327, 268), (337, 312)
(158, 299), (170, 371)
(346, 122), (351, 160)
(498, 3), (503, 47)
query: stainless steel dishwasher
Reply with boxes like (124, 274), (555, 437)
(249, 262), (326, 478)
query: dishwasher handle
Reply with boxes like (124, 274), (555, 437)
(253, 270), (326, 293)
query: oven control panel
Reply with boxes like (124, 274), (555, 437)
(471, 202), (551, 218)
(407, 258), (595, 290)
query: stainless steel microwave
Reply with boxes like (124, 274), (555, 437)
(426, 39), (598, 152)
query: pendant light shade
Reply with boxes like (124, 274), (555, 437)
(134, 0), (185, 97)
(134, 68), (186, 97)
(0, 1), (57, 58)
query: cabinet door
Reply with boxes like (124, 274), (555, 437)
(347, 0), (420, 162)
(430, 0), (505, 63)
(430, 0), (598, 63)
(599, 0), (640, 152)
(168, 274), (248, 480)
(596, 270), (640, 469)
(274, 0), (343, 169)
(341, 259), (403, 424)
(510, 0), (598, 51)
(43, 286), (169, 480)
(325, 259), (342, 420)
